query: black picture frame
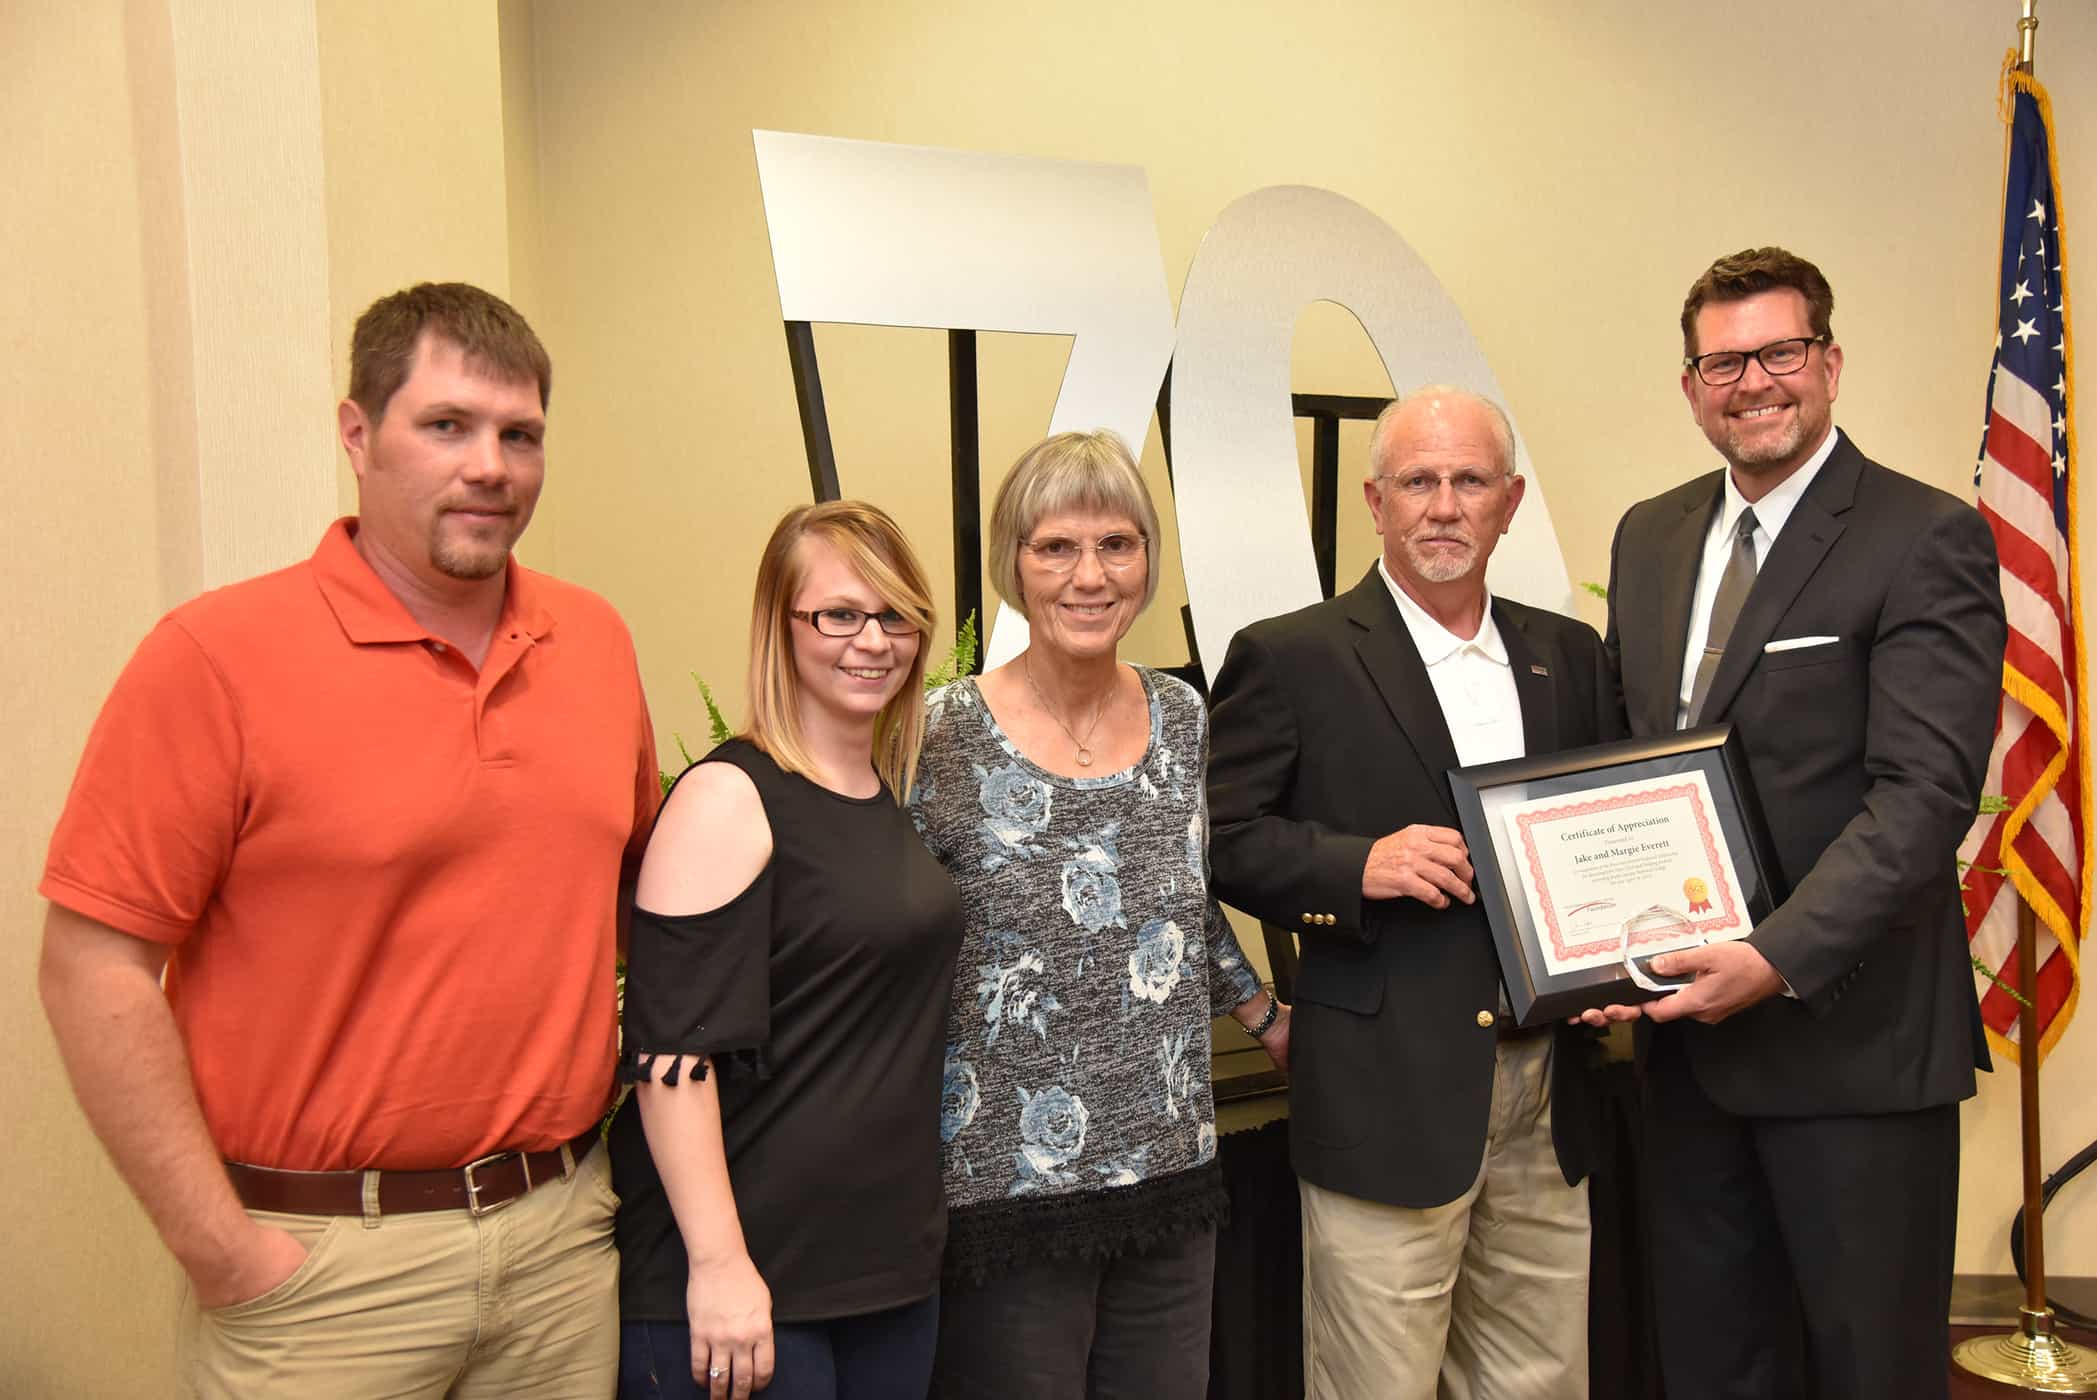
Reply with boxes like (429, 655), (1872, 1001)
(1447, 724), (1788, 1026)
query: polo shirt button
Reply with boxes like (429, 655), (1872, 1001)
(429, 641), (446, 653)
(1476, 1010), (1495, 1029)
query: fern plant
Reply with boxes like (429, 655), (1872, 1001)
(1962, 793), (2034, 1010)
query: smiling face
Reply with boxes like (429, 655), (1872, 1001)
(1682, 288), (1843, 489)
(1017, 509), (1149, 663)
(1363, 394), (1525, 597)
(338, 332), (545, 591)
(789, 535), (922, 730)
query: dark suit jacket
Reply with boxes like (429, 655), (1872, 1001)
(1605, 431), (2005, 1116)
(1206, 568), (1622, 1210)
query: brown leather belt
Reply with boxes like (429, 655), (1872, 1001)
(225, 1129), (600, 1218)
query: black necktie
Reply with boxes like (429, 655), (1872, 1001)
(1687, 507), (1759, 724)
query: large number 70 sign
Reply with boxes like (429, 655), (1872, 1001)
(753, 130), (1572, 672)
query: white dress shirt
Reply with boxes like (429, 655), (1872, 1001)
(1378, 560), (1526, 767)
(1674, 426), (1842, 729)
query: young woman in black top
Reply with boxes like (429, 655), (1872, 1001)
(613, 500), (962, 1400)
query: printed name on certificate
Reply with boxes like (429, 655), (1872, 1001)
(1501, 771), (1751, 976)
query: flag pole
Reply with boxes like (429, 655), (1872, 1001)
(1953, 2), (2097, 1387)
(1953, 899), (2097, 1388)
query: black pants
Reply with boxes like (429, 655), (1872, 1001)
(620, 1294), (939, 1400)
(1643, 1025), (1960, 1400)
(931, 1227), (1217, 1400)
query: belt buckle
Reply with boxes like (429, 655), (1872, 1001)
(462, 1149), (527, 1217)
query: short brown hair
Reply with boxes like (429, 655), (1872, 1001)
(986, 430), (1162, 620)
(1679, 247), (1835, 358)
(347, 282), (551, 420)
(745, 500), (938, 801)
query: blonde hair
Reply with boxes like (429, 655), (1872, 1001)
(744, 500), (937, 800)
(986, 430), (1161, 620)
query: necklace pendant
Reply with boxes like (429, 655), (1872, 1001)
(1077, 747), (1093, 767)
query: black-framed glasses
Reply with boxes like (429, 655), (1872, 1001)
(1685, 335), (1829, 386)
(790, 607), (919, 638)
(1022, 532), (1148, 572)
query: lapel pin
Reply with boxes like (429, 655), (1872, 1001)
(1530, 664), (1550, 676)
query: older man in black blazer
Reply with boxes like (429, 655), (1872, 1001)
(1208, 387), (1619, 1400)
(1597, 247), (2006, 1400)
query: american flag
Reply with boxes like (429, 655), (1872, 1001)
(1960, 62), (2086, 1065)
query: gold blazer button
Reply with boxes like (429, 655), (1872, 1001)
(1476, 1010), (1496, 1029)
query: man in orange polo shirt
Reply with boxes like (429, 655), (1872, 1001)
(39, 283), (658, 1397)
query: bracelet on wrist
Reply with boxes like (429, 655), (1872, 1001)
(1243, 991), (1281, 1038)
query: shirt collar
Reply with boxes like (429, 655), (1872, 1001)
(1718, 423), (1841, 544)
(1377, 557), (1508, 667)
(310, 518), (553, 646)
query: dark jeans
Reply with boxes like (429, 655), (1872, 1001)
(620, 1294), (940, 1400)
(931, 1226), (1217, 1400)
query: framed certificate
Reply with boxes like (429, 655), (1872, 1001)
(1447, 725), (1786, 1026)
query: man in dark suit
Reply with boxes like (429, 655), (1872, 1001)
(1208, 386), (1619, 1400)
(1597, 246), (2006, 1400)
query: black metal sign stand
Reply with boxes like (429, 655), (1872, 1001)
(781, 318), (1389, 693)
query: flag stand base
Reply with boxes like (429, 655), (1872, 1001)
(1954, 1308), (2097, 1392)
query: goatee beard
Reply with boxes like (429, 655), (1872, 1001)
(1404, 537), (1476, 584)
(430, 532), (509, 581)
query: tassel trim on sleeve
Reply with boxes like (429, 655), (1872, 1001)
(619, 1044), (773, 1087)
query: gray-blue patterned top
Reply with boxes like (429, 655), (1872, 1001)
(910, 667), (1262, 1239)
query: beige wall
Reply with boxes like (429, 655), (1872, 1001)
(7, 8), (173, 1394)
(6, 1), (513, 1391)
(10, 0), (2097, 1385)
(519, 0), (2097, 1279)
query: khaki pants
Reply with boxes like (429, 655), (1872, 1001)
(1300, 1035), (1588, 1400)
(176, 1141), (619, 1399)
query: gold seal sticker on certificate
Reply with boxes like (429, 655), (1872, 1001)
(1501, 770), (1752, 977)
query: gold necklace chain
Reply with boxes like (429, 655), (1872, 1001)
(1021, 654), (1111, 767)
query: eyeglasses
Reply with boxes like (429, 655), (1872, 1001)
(1685, 335), (1829, 387)
(790, 607), (919, 638)
(1372, 469), (1511, 501)
(1022, 532), (1147, 572)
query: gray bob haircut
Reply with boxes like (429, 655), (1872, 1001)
(1367, 385), (1519, 481)
(987, 430), (1162, 620)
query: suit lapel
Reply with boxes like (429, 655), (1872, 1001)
(1698, 434), (1859, 722)
(1497, 603), (1559, 759)
(1651, 478), (1721, 735)
(1343, 569), (1462, 821)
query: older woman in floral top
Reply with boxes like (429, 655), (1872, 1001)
(910, 430), (1288, 1399)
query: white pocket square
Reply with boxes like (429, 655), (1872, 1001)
(1765, 635), (1839, 653)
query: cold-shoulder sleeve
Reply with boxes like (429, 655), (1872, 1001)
(619, 865), (776, 1086)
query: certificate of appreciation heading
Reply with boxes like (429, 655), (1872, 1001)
(1501, 771), (1751, 976)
